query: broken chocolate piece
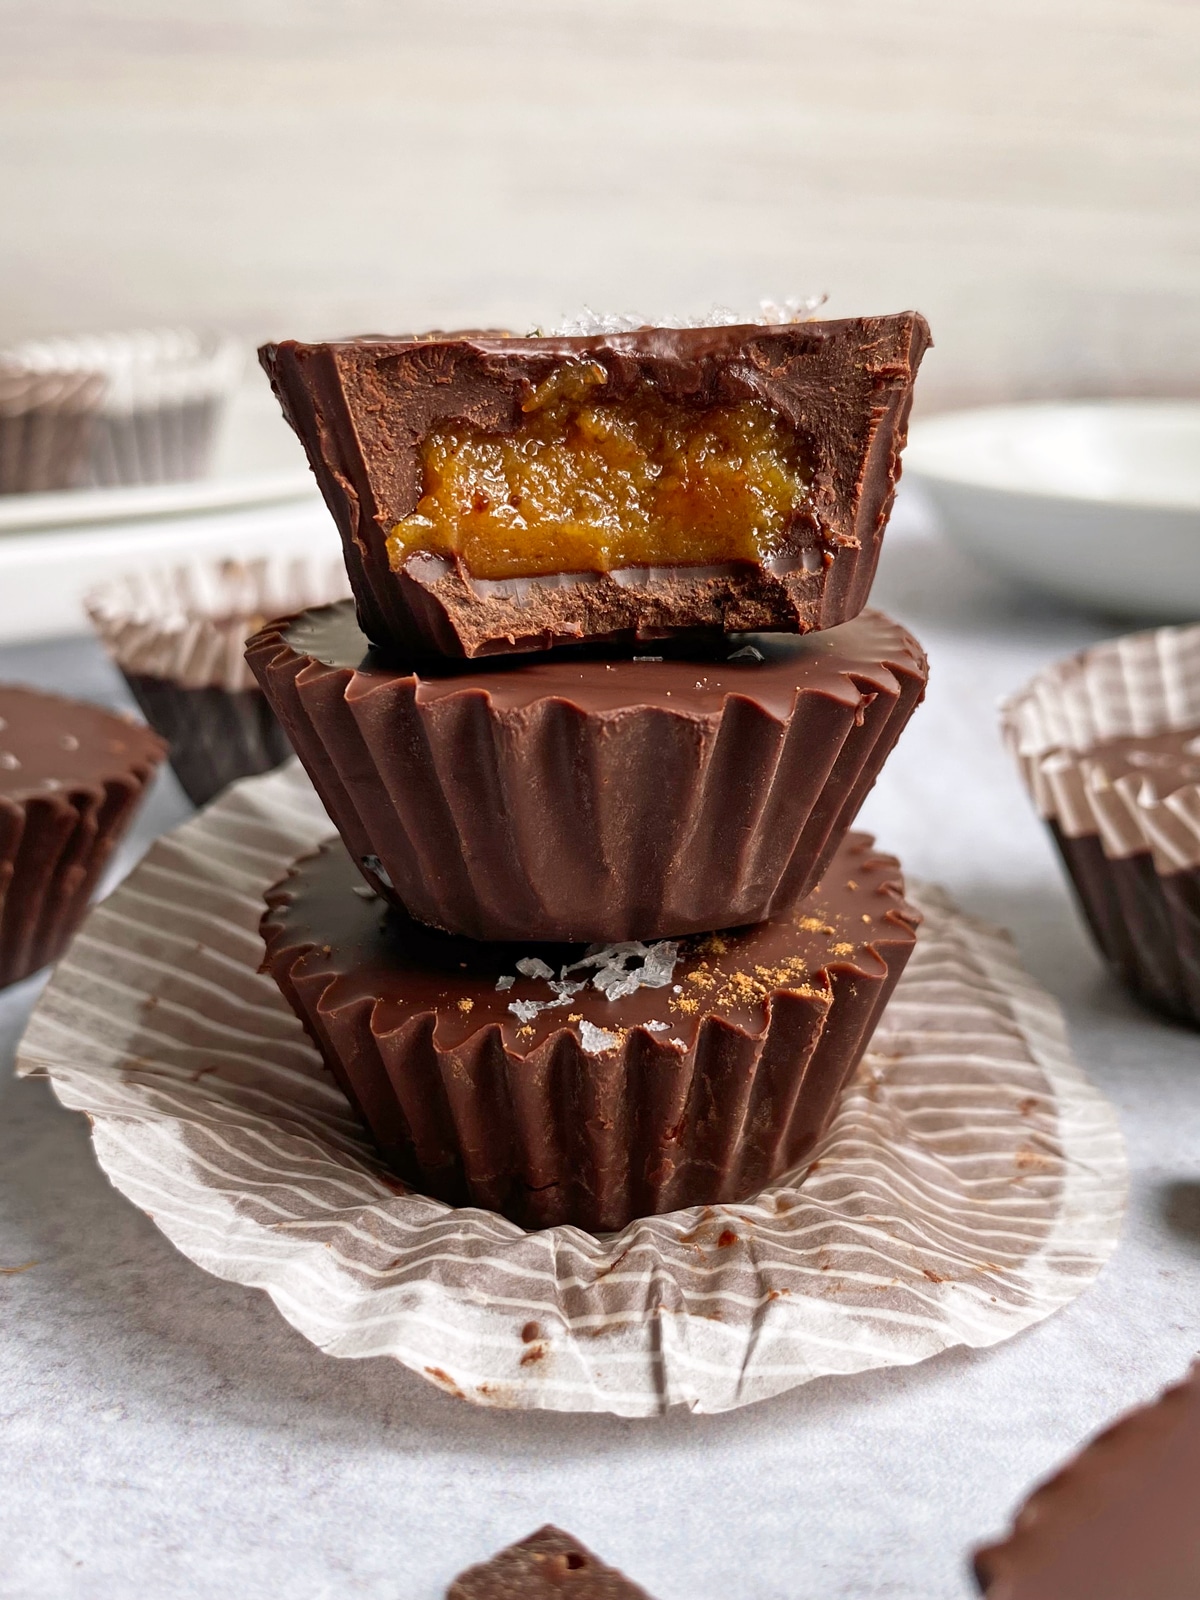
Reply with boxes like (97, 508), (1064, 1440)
(0, 684), (165, 986)
(260, 829), (919, 1232)
(246, 600), (927, 944)
(974, 1361), (1200, 1598)
(447, 1526), (655, 1599)
(260, 314), (931, 657)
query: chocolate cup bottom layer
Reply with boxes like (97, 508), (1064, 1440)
(261, 829), (919, 1233)
(1050, 823), (1200, 1028)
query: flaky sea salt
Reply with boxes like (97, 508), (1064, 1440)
(579, 1020), (620, 1055)
(548, 296), (826, 338)
(495, 975), (515, 992)
(516, 957), (556, 982)
(727, 645), (765, 663)
(566, 940), (680, 1001)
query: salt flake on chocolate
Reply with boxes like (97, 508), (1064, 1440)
(566, 940), (680, 1001)
(579, 1020), (620, 1055)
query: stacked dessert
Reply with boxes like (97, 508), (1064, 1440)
(249, 314), (932, 1232)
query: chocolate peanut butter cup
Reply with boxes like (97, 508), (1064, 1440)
(0, 685), (165, 987)
(1003, 623), (1200, 1027)
(260, 829), (919, 1233)
(260, 313), (930, 657)
(974, 1362), (1200, 1599)
(87, 557), (349, 807)
(247, 600), (927, 944)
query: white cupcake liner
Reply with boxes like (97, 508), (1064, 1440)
(4, 328), (243, 486)
(1002, 623), (1200, 875)
(0, 363), (106, 493)
(15, 763), (1126, 1417)
(86, 555), (351, 693)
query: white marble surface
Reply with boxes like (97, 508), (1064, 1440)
(1, 498), (1198, 1599)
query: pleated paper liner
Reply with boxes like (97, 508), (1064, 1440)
(1002, 621), (1200, 1023)
(87, 556), (350, 807)
(16, 763), (1126, 1417)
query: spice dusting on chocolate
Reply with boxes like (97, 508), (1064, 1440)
(260, 830), (918, 1231)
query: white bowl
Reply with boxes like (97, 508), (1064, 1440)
(903, 401), (1200, 619)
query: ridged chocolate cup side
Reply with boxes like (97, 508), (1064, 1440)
(246, 601), (928, 944)
(0, 365), (105, 493)
(260, 831), (919, 1233)
(1002, 621), (1200, 1029)
(259, 314), (931, 658)
(0, 688), (165, 988)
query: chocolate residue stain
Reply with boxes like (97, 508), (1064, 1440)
(520, 1320), (541, 1343)
(922, 1267), (948, 1284)
(1017, 1096), (1039, 1117)
(594, 1245), (633, 1279)
(520, 1343), (547, 1366)
(0, 1260), (37, 1275)
(716, 1229), (738, 1249)
(188, 1063), (219, 1084)
(1013, 1144), (1055, 1173)
(424, 1365), (466, 1399)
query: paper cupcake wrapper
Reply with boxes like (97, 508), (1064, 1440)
(1001, 622), (1200, 875)
(5, 329), (244, 486)
(87, 556), (352, 693)
(16, 763), (1126, 1415)
(0, 364), (105, 493)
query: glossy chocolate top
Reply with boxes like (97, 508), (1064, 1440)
(447, 1526), (654, 1600)
(1078, 726), (1200, 795)
(0, 684), (165, 803)
(263, 830), (917, 1056)
(282, 600), (927, 721)
(975, 1363), (1200, 1598)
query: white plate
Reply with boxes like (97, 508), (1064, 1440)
(904, 401), (1200, 619)
(0, 381), (316, 534)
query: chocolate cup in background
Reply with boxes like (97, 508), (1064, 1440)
(247, 600), (928, 944)
(0, 363), (106, 494)
(261, 830), (919, 1234)
(259, 313), (931, 658)
(86, 557), (350, 809)
(973, 1362), (1200, 1599)
(448, 1528), (654, 1600)
(1048, 825), (1199, 1027)
(1002, 621), (1200, 1028)
(0, 684), (165, 988)
(5, 328), (243, 488)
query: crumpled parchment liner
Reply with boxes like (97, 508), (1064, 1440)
(16, 764), (1127, 1417)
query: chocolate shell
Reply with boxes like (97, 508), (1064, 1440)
(974, 1362), (1200, 1598)
(0, 684), (165, 987)
(260, 830), (919, 1233)
(259, 315), (931, 657)
(246, 600), (928, 944)
(447, 1527), (655, 1599)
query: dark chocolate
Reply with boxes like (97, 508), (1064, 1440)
(0, 684), (165, 987)
(120, 672), (293, 808)
(246, 600), (927, 944)
(1050, 825), (1199, 1027)
(974, 1362), (1200, 1598)
(260, 829), (918, 1232)
(260, 315), (931, 657)
(447, 1526), (655, 1599)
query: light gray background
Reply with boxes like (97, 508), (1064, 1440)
(2, 500), (1197, 1599)
(3, 0), (1200, 409)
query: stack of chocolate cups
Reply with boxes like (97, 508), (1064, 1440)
(249, 314), (932, 1233)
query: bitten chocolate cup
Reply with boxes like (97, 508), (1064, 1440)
(1002, 622), (1200, 1027)
(261, 830), (919, 1233)
(0, 684), (165, 988)
(247, 600), (928, 944)
(259, 314), (930, 658)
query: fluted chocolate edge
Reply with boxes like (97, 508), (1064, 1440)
(1, 750), (165, 988)
(245, 603), (928, 944)
(260, 835), (919, 1233)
